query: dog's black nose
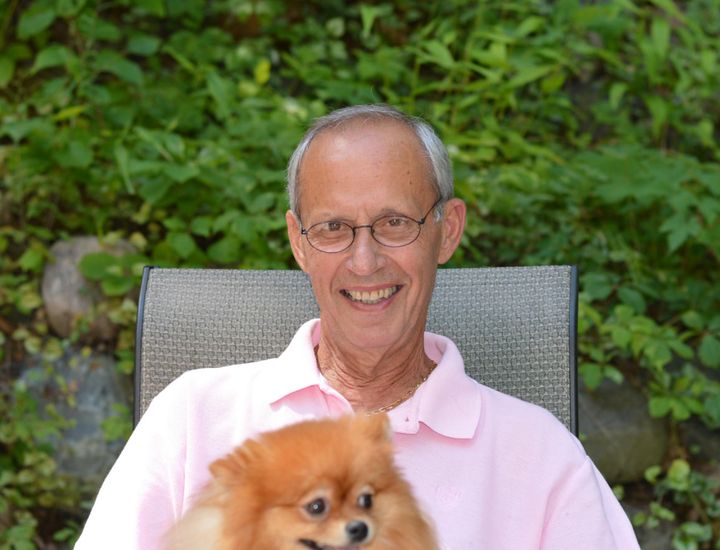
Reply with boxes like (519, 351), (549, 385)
(346, 520), (369, 543)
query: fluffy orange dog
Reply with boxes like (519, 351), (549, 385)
(164, 414), (437, 550)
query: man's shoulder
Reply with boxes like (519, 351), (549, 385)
(477, 383), (582, 449)
(166, 356), (287, 400)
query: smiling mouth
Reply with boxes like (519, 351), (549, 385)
(341, 286), (400, 305)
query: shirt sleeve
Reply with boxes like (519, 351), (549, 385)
(74, 374), (190, 550)
(540, 455), (641, 550)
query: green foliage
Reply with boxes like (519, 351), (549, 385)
(1, 0), (719, 545)
(0, 379), (82, 548)
(637, 460), (720, 548)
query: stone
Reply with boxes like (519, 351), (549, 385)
(41, 236), (134, 341)
(20, 347), (131, 486)
(681, 418), (720, 464)
(579, 380), (668, 484)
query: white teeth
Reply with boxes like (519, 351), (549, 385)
(345, 286), (398, 304)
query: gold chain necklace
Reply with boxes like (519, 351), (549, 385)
(366, 361), (437, 415)
(313, 346), (437, 415)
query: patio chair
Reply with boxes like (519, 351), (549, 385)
(134, 266), (578, 434)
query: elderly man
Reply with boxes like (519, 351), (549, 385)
(75, 105), (640, 549)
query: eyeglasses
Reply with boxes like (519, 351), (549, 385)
(300, 198), (443, 253)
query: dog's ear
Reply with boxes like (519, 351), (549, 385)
(210, 439), (265, 487)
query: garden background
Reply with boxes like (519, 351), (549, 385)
(1, 0), (719, 548)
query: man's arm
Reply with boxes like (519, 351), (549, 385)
(74, 375), (189, 549)
(540, 455), (640, 549)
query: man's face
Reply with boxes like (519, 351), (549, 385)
(286, 120), (465, 352)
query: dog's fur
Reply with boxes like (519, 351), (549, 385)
(164, 414), (437, 550)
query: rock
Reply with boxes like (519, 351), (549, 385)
(41, 236), (134, 341)
(20, 347), (131, 486)
(579, 380), (668, 484)
(681, 418), (720, 463)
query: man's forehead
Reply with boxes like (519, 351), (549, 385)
(294, 117), (437, 215)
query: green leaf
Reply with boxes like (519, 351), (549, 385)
(101, 277), (135, 296)
(422, 40), (455, 70)
(670, 399), (691, 421)
(667, 458), (690, 489)
(618, 287), (646, 314)
(133, 0), (166, 16)
(660, 213), (694, 252)
(127, 34), (161, 56)
(698, 334), (720, 368)
(30, 44), (76, 74)
(0, 57), (15, 88)
(704, 394), (720, 425)
(649, 396), (672, 418)
(472, 42), (507, 67)
(644, 95), (668, 138)
(94, 51), (144, 86)
(138, 178), (172, 204)
(668, 340), (693, 360)
(580, 362), (603, 390)
(610, 326), (632, 350)
(162, 163), (199, 183)
(326, 17), (345, 38)
(254, 59), (271, 85)
(680, 311), (704, 331)
(360, 4), (391, 38)
(604, 366), (624, 385)
(609, 82), (627, 110)
(206, 70), (233, 118)
(582, 272), (614, 301)
(55, 0), (88, 17)
(515, 16), (545, 38)
(77, 13), (122, 42)
(114, 143), (134, 194)
(207, 236), (241, 264)
(650, 18), (670, 60)
(53, 105), (88, 122)
(644, 464), (662, 484)
(168, 233), (196, 259)
(190, 216), (214, 237)
(78, 252), (116, 280)
(507, 65), (554, 89)
(17, 5), (57, 40)
(58, 140), (94, 168)
(18, 248), (45, 273)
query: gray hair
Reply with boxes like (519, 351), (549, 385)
(286, 104), (453, 218)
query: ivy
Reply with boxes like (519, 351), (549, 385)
(1, 0), (719, 545)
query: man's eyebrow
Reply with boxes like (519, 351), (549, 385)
(309, 207), (413, 223)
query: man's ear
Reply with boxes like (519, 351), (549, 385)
(437, 198), (467, 265)
(286, 210), (308, 272)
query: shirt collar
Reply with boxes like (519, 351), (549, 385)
(388, 332), (481, 439)
(258, 319), (324, 405)
(258, 319), (482, 440)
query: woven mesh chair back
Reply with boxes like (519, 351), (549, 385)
(135, 266), (578, 433)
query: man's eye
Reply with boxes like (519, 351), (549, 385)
(385, 216), (410, 228)
(323, 221), (344, 232)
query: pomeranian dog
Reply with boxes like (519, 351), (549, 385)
(164, 413), (437, 550)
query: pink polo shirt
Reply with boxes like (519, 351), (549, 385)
(75, 319), (639, 549)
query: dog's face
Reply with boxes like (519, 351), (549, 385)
(209, 414), (412, 549)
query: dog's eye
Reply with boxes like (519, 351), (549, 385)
(305, 498), (327, 516)
(357, 493), (373, 509)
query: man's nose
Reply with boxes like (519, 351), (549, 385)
(347, 225), (383, 274)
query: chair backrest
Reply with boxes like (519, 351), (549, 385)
(135, 266), (578, 434)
